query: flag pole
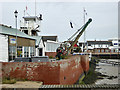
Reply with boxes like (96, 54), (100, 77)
(83, 7), (87, 52)
(35, 0), (36, 16)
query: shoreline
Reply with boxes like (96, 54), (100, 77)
(77, 57), (119, 85)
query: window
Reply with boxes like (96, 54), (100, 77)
(115, 49), (118, 52)
(88, 44), (91, 46)
(24, 47), (29, 57)
(111, 49), (114, 53)
(46, 42), (60, 52)
(114, 43), (118, 45)
(98, 49), (100, 53)
(47, 43), (50, 51)
(95, 49), (97, 53)
(98, 44), (100, 47)
(106, 45), (108, 47)
(17, 46), (22, 57)
(101, 49), (104, 53)
(30, 47), (35, 57)
(9, 46), (16, 61)
(24, 30), (28, 34)
(105, 49), (109, 53)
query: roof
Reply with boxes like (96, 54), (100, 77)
(42, 36), (58, 42)
(23, 16), (39, 21)
(32, 36), (42, 46)
(87, 41), (112, 45)
(0, 24), (35, 40)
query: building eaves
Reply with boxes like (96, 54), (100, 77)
(42, 36), (58, 42)
(87, 41), (112, 45)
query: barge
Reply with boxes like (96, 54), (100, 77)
(1, 55), (89, 85)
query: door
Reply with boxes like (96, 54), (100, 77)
(39, 48), (42, 56)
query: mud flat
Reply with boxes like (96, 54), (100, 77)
(95, 60), (119, 84)
(79, 58), (119, 85)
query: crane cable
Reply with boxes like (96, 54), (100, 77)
(68, 24), (85, 41)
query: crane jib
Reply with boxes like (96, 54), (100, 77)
(67, 18), (92, 54)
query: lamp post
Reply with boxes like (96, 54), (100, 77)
(14, 10), (18, 58)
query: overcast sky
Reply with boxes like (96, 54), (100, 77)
(0, 0), (119, 42)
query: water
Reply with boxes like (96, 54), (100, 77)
(95, 59), (119, 84)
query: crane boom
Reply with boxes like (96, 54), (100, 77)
(67, 18), (92, 54)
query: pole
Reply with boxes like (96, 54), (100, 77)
(83, 8), (86, 52)
(24, 10), (25, 16)
(15, 15), (17, 58)
(35, 0), (36, 16)
(14, 10), (18, 58)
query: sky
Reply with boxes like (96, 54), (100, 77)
(0, 0), (119, 42)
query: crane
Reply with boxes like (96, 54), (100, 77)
(56, 18), (92, 60)
(67, 18), (92, 54)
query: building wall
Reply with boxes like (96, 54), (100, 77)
(88, 48), (111, 53)
(1, 55), (89, 85)
(9, 36), (35, 47)
(110, 39), (120, 52)
(88, 44), (109, 49)
(45, 52), (57, 58)
(8, 36), (35, 61)
(0, 34), (8, 62)
(87, 40), (120, 53)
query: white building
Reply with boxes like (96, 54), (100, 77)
(82, 39), (120, 54)
(19, 15), (60, 58)
(0, 24), (36, 62)
(0, 34), (8, 62)
(20, 15), (42, 36)
(108, 38), (120, 52)
(42, 36), (60, 58)
(86, 40), (112, 53)
(19, 15), (46, 57)
(33, 36), (45, 56)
